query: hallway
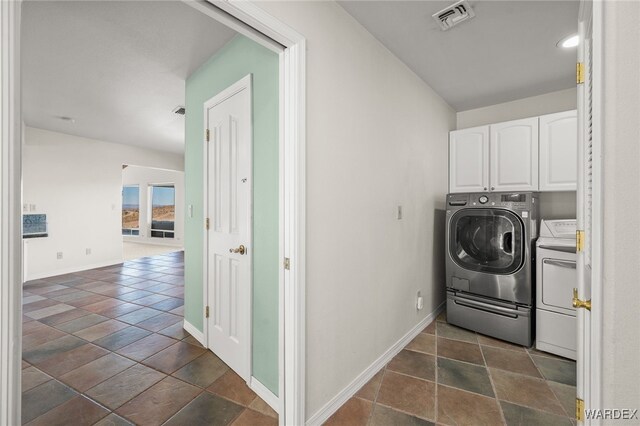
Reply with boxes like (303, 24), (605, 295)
(21, 251), (277, 425)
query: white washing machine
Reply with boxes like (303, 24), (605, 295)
(536, 219), (577, 360)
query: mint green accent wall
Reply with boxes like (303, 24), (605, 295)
(184, 35), (279, 394)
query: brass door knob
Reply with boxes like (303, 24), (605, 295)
(229, 245), (246, 255)
(572, 288), (591, 311)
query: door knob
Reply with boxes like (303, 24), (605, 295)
(572, 288), (591, 311)
(229, 245), (246, 255)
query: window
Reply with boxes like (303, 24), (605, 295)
(150, 184), (175, 238)
(122, 185), (140, 236)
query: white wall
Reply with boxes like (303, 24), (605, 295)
(257, 2), (456, 420)
(601, 0), (640, 410)
(122, 165), (184, 247)
(456, 88), (577, 129)
(22, 127), (183, 280)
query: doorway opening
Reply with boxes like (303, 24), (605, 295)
(8, 2), (303, 417)
(121, 165), (184, 261)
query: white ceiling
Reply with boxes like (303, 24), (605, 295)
(339, 0), (579, 111)
(22, 1), (236, 154)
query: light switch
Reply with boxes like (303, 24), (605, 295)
(396, 205), (403, 220)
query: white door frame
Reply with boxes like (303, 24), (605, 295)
(0, 1), (306, 425)
(576, 0), (603, 422)
(0, 1), (23, 424)
(202, 73), (253, 385)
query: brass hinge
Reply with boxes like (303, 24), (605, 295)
(573, 288), (592, 311)
(205, 306), (210, 318)
(576, 230), (585, 252)
(205, 129), (210, 142)
(283, 257), (290, 270)
(577, 62), (585, 84)
(576, 398), (584, 421)
(205, 218), (210, 230)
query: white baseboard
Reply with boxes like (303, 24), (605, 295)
(183, 320), (206, 347)
(25, 258), (123, 281)
(306, 301), (445, 426)
(249, 377), (280, 413)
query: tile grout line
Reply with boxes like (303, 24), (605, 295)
(21, 255), (233, 426)
(366, 321), (437, 425)
(525, 345), (575, 421)
(479, 342), (508, 426)
(364, 363), (386, 425)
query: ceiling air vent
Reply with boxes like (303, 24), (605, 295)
(432, 0), (475, 31)
(172, 106), (186, 115)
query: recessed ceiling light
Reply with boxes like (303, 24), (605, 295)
(557, 34), (579, 49)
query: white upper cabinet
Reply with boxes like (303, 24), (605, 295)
(448, 112), (576, 193)
(489, 117), (539, 192)
(539, 110), (578, 191)
(449, 126), (489, 193)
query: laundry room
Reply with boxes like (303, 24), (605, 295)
(447, 58), (579, 355)
(442, 93), (580, 421)
(433, 2), (589, 420)
(439, 0), (582, 421)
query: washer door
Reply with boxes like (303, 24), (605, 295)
(449, 209), (525, 275)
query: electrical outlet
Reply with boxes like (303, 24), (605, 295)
(56, 252), (63, 260)
(86, 248), (91, 255)
(188, 205), (193, 218)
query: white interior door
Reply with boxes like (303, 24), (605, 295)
(576, 1), (596, 421)
(205, 75), (252, 381)
(489, 117), (539, 192)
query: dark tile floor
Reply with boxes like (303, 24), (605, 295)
(21, 251), (277, 426)
(325, 312), (577, 426)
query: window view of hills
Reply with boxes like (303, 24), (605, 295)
(122, 185), (175, 238)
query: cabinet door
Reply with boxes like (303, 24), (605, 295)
(449, 126), (489, 193)
(490, 117), (539, 191)
(539, 110), (578, 191)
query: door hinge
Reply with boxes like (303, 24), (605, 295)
(205, 218), (210, 230)
(576, 230), (584, 252)
(576, 398), (584, 421)
(577, 62), (585, 84)
(205, 306), (210, 318)
(205, 129), (210, 142)
(283, 257), (290, 270)
(572, 288), (592, 311)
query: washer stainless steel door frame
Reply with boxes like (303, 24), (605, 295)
(445, 192), (538, 306)
(449, 208), (525, 276)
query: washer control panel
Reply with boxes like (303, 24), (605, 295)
(448, 192), (535, 210)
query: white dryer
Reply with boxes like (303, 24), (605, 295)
(535, 219), (577, 360)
